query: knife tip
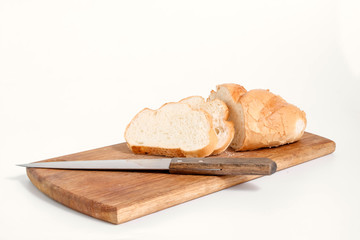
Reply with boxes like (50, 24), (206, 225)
(16, 164), (28, 167)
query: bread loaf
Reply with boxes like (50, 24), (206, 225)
(179, 96), (234, 155)
(209, 84), (307, 151)
(124, 102), (218, 157)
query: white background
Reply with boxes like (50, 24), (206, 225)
(1, 0), (360, 239)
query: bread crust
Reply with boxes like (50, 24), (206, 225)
(179, 95), (204, 105)
(124, 102), (218, 158)
(129, 120), (218, 158)
(209, 84), (247, 151)
(218, 83), (247, 102)
(210, 84), (307, 151)
(239, 89), (306, 151)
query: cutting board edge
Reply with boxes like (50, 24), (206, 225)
(113, 174), (260, 224)
(113, 138), (336, 224)
(26, 168), (119, 224)
(275, 135), (336, 170)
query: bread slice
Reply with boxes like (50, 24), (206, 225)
(209, 84), (307, 151)
(179, 96), (234, 155)
(208, 84), (247, 151)
(124, 102), (218, 157)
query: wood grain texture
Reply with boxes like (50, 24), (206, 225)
(26, 132), (335, 224)
(169, 157), (277, 175)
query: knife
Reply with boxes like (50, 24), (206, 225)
(17, 157), (277, 176)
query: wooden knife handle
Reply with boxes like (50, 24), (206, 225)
(169, 157), (277, 176)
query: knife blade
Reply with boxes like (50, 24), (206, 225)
(17, 157), (277, 176)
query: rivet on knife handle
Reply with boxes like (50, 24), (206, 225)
(169, 158), (277, 176)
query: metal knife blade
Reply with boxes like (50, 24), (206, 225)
(17, 159), (172, 170)
(17, 157), (277, 176)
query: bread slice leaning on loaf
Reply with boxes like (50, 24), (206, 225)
(124, 102), (218, 157)
(179, 96), (234, 155)
(208, 84), (307, 151)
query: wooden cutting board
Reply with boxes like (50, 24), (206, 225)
(26, 132), (335, 224)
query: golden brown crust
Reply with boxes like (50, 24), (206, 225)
(238, 89), (306, 151)
(210, 84), (307, 151)
(130, 145), (185, 157)
(218, 83), (247, 102)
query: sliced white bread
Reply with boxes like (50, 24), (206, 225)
(179, 96), (234, 155)
(208, 84), (307, 151)
(124, 102), (218, 157)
